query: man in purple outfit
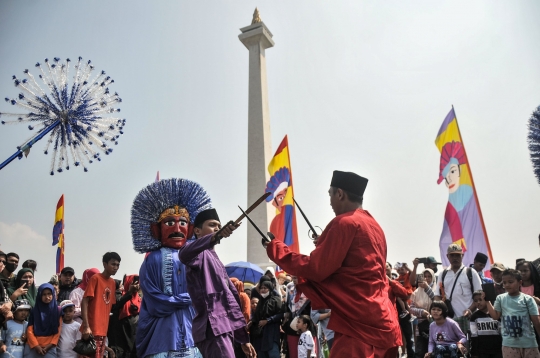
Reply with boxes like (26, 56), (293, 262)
(179, 208), (256, 358)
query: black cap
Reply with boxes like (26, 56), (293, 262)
(61, 267), (75, 275)
(330, 171), (368, 197)
(474, 252), (488, 265)
(194, 208), (220, 228)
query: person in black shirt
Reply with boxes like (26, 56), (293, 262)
(469, 290), (502, 358)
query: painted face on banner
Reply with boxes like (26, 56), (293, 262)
(272, 187), (288, 210)
(160, 216), (189, 249)
(445, 164), (460, 194)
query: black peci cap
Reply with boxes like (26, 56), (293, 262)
(474, 252), (488, 265)
(330, 171), (368, 197)
(194, 208), (220, 228)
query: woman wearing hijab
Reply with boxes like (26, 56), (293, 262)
(409, 268), (436, 358)
(24, 283), (62, 358)
(69, 268), (100, 324)
(8, 268), (37, 307)
(249, 280), (282, 358)
(230, 277), (251, 323)
(230, 277), (252, 358)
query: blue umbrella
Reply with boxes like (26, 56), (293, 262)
(225, 261), (265, 285)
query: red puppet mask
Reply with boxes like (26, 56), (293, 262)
(150, 205), (192, 249)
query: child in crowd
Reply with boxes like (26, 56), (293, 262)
(469, 290), (502, 358)
(487, 269), (540, 358)
(296, 315), (316, 358)
(1, 300), (31, 358)
(394, 262), (413, 317)
(516, 261), (540, 305)
(24, 283), (62, 358)
(57, 300), (80, 358)
(425, 300), (467, 358)
(250, 298), (259, 320)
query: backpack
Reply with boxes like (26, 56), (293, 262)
(440, 267), (474, 299)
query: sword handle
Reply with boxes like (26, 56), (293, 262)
(261, 231), (276, 248)
(213, 220), (235, 244)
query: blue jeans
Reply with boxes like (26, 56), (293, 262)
(258, 342), (280, 358)
(433, 344), (458, 358)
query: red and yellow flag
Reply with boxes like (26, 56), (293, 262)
(52, 195), (64, 274)
(265, 135), (300, 253)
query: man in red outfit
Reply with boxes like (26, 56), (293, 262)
(265, 170), (401, 358)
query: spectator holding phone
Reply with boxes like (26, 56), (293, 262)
(410, 257), (441, 287)
(410, 269), (436, 358)
(7, 268), (37, 307)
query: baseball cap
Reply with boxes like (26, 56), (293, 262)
(14, 299), (31, 311)
(59, 300), (75, 311)
(426, 256), (441, 265)
(490, 262), (506, 272)
(447, 243), (463, 254)
(60, 267), (75, 275)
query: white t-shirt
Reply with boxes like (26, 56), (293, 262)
(298, 330), (316, 358)
(57, 320), (82, 358)
(433, 266), (482, 317)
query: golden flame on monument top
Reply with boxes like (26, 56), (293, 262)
(251, 8), (262, 24)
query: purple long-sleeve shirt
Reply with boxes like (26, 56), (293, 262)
(179, 234), (249, 344)
(428, 318), (467, 352)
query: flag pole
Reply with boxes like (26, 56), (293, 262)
(452, 105), (494, 263)
(284, 135), (300, 251)
(0, 120), (61, 171)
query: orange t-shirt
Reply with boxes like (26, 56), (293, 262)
(83, 273), (116, 336)
(27, 318), (62, 348)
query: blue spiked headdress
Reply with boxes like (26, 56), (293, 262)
(131, 178), (212, 253)
(528, 105), (540, 185)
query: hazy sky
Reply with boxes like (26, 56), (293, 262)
(1, 1), (539, 283)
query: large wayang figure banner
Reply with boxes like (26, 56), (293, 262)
(435, 108), (493, 269)
(265, 135), (300, 253)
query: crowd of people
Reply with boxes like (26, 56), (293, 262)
(384, 243), (540, 358)
(0, 251), (141, 358)
(1, 169), (540, 358)
(4, 246), (540, 358)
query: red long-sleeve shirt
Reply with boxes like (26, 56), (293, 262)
(267, 209), (401, 350)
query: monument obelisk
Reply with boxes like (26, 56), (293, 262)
(239, 9), (274, 269)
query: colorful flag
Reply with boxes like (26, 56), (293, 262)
(155, 171), (160, 183)
(265, 135), (300, 253)
(435, 108), (493, 269)
(52, 195), (65, 274)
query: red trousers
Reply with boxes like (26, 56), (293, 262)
(330, 332), (399, 358)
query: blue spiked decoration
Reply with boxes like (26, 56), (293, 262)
(528, 105), (540, 185)
(131, 178), (212, 253)
(0, 57), (126, 174)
